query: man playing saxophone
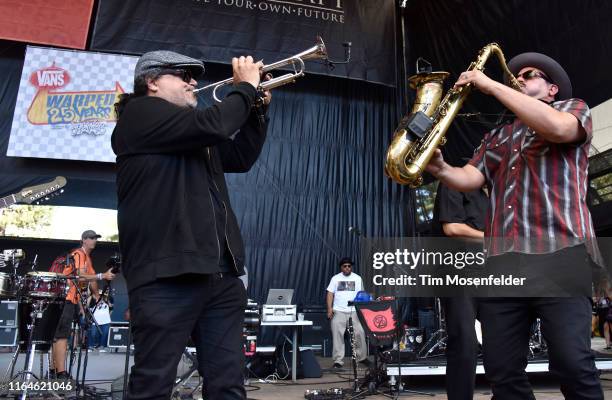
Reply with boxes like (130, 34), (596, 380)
(426, 52), (603, 399)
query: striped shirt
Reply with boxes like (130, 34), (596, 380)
(468, 98), (602, 265)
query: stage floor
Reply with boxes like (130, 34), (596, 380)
(1, 340), (612, 399)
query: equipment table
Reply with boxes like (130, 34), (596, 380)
(260, 320), (313, 382)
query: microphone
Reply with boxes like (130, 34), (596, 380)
(348, 226), (362, 236)
(327, 42), (352, 68)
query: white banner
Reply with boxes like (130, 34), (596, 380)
(7, 46), (137, 163)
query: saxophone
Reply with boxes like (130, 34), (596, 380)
(384, 43), (522, 187)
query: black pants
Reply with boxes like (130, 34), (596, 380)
(442, 297), (478, 400)
(479, 297), (603, 400)
(127, 273), (247, 400)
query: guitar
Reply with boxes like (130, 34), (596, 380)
(0, 176), (67, 209)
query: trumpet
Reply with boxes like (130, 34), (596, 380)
(193, 37), (328, 102)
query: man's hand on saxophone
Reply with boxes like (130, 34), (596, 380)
(453, 69), (500, 95)
(425, 149), (485, 193)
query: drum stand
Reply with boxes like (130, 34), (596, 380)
(3, 299), (61, 400)
(172, 348), (200, 399)
(528, 318), (547, 359)
(417, 298), (447, 358)
(66, 281), (102, 399)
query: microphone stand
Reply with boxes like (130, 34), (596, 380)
(345, 315), (367, 399)
(62, 252), (102, 400)
(346, 230), (433, 397)
(71, 280), (101, 399)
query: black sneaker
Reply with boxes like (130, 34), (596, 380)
(333, 363), (343, 369)
(358, 358), (372, 367)
(56, 371), (73, 380)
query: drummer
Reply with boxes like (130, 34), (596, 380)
(51, 229), (116, 380)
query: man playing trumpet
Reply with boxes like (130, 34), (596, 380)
(112, 50), (271, 399)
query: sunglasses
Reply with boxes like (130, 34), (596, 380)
(84, 236), (98, 240)
(158, 68), (194, 83)
(515, 69), (553, 84)
(341, 264), (352, 268)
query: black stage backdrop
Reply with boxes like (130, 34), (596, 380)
(0, 45), (412, 307)
(90, 0), (397, 86)
(399, 0), (612, 172)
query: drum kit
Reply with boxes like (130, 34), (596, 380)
(1, 249), (71, 399)
(399, 298), (547, 361)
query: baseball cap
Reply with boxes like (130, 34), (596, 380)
(339, 257), (354, 267)
(81, 230), (102, 240)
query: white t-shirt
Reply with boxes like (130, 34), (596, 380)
(326, 272), (363, 312)
(91, 301), (112, 325)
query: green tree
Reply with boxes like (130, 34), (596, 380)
(0, 205), (53, 237)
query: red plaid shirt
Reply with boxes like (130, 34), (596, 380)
(468, 98), (602, 265)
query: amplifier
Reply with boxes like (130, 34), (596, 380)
(0, 326), (17, 346)
(0, 301), (18, 327)
(108, 324), (131, 348)
(301, 311), (330, 350)
(262, 305), (296, 322)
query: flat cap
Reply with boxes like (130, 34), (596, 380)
(134, 50), (205, 80)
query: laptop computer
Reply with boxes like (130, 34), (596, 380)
(265, 288), (294, 305)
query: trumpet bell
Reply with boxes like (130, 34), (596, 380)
(194, 37), (329, 101)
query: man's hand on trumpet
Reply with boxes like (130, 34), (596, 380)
(260, 73), (273, 106)
(232, 56), (263, 90)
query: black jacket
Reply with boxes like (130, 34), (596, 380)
(111, 82), (268, 291)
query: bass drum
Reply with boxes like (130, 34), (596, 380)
(18, 300), (64, 352)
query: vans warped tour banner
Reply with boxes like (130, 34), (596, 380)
(7, 46), (137, 163)
(90, 0), (396, 87)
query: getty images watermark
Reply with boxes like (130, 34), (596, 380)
(360, 237), (601, 298)
(371, 248), (525, 288)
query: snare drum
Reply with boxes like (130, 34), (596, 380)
(0, 272), (17, 298)
(22, 272), (68, 299)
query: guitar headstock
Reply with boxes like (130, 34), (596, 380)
(14, 176), (67, 205)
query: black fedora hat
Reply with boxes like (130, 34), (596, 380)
(505, 52), (572, 100)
